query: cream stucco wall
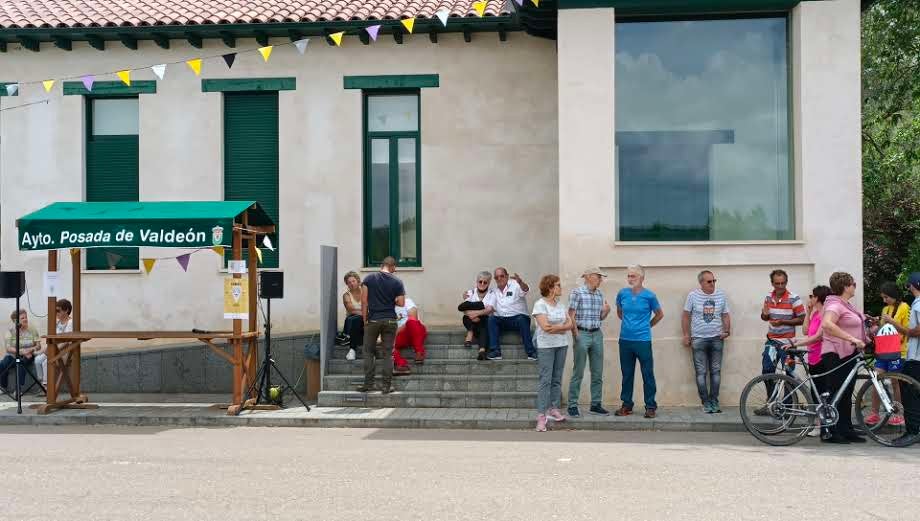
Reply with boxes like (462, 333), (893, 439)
(0, 33), (559, 338)
(558, 0), (863, 406)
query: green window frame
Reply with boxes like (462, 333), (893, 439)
(84, 95), (140, 270)
(362, 90), (422, 268)
(223, 91), (280, 268)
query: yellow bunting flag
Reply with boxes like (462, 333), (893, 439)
(116, 70), (131, 86)
(212, 246), (225, 256)
(255, 247), (263, 265)
(186, 58), (202, 76)
(70, 248), (80, 257)
(42, 80), (55, 93)
(329, 32), (345, 47)
(530, 0), (540, 6)
(473, 1), (487, 17)
(143, 258), (156, 274)
(258, 45), (273, 62)
(401, 18), (415, 33)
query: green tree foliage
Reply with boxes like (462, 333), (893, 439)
(862, 0), (920, 309)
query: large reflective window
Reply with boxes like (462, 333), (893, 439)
(616, 18), (792, 241)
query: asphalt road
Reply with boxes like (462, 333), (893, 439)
(5, 426), (918, 521)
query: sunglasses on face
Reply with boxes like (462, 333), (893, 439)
(477, 280), (489, 285)
(703, 279), (716, 284)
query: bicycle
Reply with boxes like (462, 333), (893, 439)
(739, 346), (920, 447)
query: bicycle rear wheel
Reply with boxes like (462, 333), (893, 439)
(854, 372), (920, 447)
(740, 373), (813, 446)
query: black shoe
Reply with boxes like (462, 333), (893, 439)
(567, 406), (581, 418)
(843, 433), (867, 443)
(589, 404), (610, 416)
(356, 384), (372, 393)
(477, 349), (486, 361)
(381, 384), (395, 395)
(822, 435), (851, 444)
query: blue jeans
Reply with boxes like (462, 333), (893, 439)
(536, 346), (567, 413)
(0, 353), (33, 390)
(762, 340), (794, 376)
(568, 330), (604, 408)
(619, 340), (657, 409)
(487, 314), (536, 358)
(691, 337), (723, 404)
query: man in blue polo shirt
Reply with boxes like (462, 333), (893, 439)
(614, 265), (664, 418)
(359, 256), (405, 394)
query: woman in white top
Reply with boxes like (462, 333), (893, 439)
(341, 271), (364, 361)
(34, 298), (73, 394)
(532, 274), (574, 432)
(458, 271), (495, 360)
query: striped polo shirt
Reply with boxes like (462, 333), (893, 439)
(764, 290), (806, 339)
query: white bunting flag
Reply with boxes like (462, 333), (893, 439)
(435, 9), (450, 27)
(262, 235), (275, 251)
(151, 64), (167, 80)
(5, 83), (18, 96)
(294, 38), (310, 54)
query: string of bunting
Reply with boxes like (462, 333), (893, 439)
(69, 234), (274, 274)
(2, 2), (541, 98)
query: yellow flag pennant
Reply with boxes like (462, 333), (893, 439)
(70, 248), (80, 257)
(401, 18), (415, 33)
(212, 246), (225, 256)
(530, 0), (540, 6)
(143, 258), (156, 274)
(116, 70), (131, 86)
(255, 247), (263, 264)
(186, 58), (202, 76)
(329, 32), (345, 47)
(258, 45), (273, 62)
(42, 80), (55, 93)
(473, 1), (487, 17)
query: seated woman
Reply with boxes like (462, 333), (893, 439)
(341, 271), (364, 361)
(33, 298), (74, 394)
(393, 297), (427, 374)
(0, 310), (41, 396)
(458, 271), (494, 361)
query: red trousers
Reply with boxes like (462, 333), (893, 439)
(393, 318), (427, 368)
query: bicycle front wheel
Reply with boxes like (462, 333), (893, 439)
(854, 372), (920, 447)
(740, 373), (813, 446)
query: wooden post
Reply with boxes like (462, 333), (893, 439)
(70, 248), (82, 398)
(46, 251), (58, 404)
(247, 221), (259, 398)
(231, 225), (243, 409)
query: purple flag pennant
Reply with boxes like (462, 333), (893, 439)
(177, 253), (191, 272)
(81, 75), (95, 92)
(365, 25), (381, 41)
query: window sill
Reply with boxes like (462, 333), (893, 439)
(360, 266), (423, 272)
(613, 240), (805, 247)
(81, 269), (143, 275)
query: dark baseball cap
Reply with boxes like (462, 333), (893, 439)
(909, 272), (920, 291)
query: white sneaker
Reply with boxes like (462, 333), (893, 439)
(346, 349), (356, 361)
(807, 426), (820, 437)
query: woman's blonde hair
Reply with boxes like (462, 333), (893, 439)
(343, 271), (361, 285)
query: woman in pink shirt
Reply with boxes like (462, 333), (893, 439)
(792, 285), (831, 437)
(817, 272), (868, 444)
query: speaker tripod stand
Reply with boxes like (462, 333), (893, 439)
(237, 297), (310, 415)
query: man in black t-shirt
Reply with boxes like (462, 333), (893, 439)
(359, 256), (405, 393)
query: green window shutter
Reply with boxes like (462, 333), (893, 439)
(223, 92), (280, 268)
(85, 117), (140, 270)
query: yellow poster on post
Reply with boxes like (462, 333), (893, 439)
(223, 276), (249, 319)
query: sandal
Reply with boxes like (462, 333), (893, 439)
(477, 348), (487, 361)
(464, 340), (473, 348)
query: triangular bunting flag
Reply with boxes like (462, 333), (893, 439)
(222, 53), (237, 69)
(70, 248), (80, 257)
(116, 70), (131, 87)
(5, 83), (18, 96)
(186, 59), (202, 76)
(514, 0), (523, 5)
(366, 25), (381, 41)
(530, 0), (539, 6)
(294, 38), (310, 54)
(262, 236), (275, 251)
(329, 32), (345, 46)
(212, 246), (225, 256)
(42, 80), (55, 93)
(176, 254), (191, 272)
(143, 258), (156, 274)
(151, 64), (167, 80)
(473, 1), (487, 17)
(435, 9), (449, 27)
(81, 75), (95, 92)
(401, 18), (415, 33)
(106, 251), (122, 269)
(258, 46), (273, 62)
(255, 247), (263, 265)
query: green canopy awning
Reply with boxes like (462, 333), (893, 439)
(17, 201), (274, 251)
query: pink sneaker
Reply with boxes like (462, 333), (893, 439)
(547, 408), (567, 422)
(864, 412), (881, 426)
(888, 415), (905, 426)
(535, 414), (548, 432)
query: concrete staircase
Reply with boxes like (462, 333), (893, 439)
(317, 329), (538, 408)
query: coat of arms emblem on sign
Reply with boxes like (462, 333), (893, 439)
(212, 225), (224, 246)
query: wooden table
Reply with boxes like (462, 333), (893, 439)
(39, 330), (260, 415)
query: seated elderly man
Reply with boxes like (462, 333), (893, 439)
(486, 268), (537, 361)
(393, 296), (427, 375)
(0, 310), (42, 396)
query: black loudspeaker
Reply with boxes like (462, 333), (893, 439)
(0, 271), (25, 299)
(259, 271), (284, 299)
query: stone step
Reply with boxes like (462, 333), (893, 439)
(323, 374), (538, 393)
(317, 390), (536, 409)
(326, 359), (538, 376)
(331, 344), (530, 361)
(418, 331), (531, 346)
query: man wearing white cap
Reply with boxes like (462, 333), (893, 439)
(567, 267), (611, 417)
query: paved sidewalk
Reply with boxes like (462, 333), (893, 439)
(0, 394), (747, 431)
